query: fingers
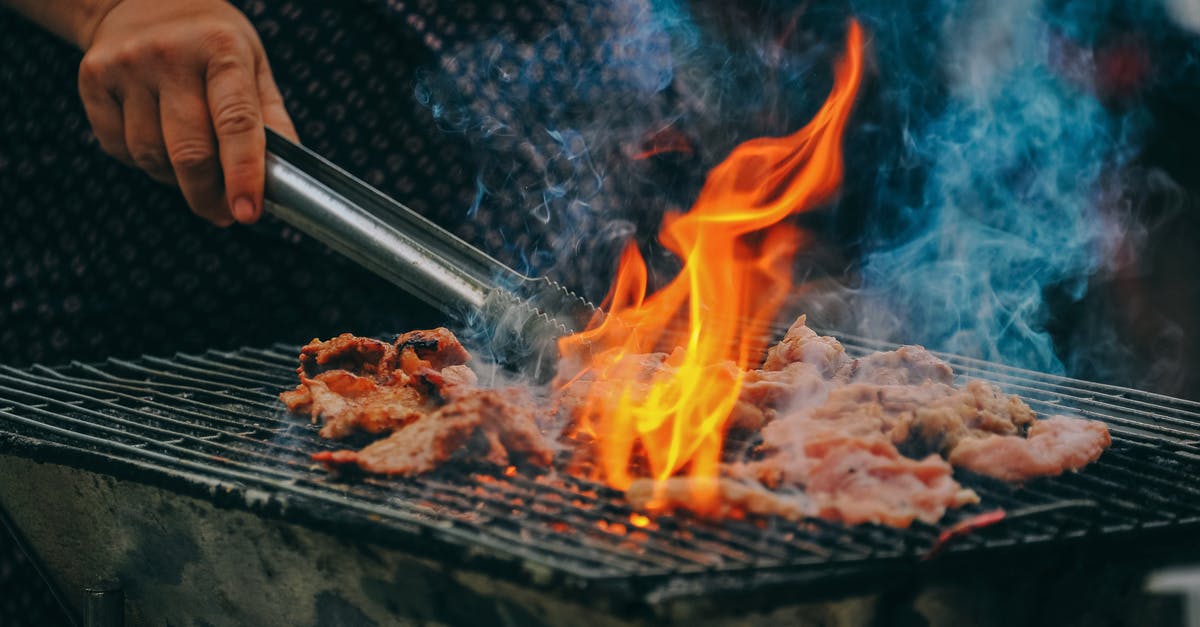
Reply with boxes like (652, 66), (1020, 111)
(121, 87), (175, 185)
(256, 60), (298, 142)
(160, 74), (232, 227)
(77, 7), (293, 228)
(206, 53), (264, 224)
(78, 57), (132, 167)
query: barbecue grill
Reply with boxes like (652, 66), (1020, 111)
(1, 332), (1198, 625)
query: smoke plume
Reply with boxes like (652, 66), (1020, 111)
(416, 0), (1188, 387)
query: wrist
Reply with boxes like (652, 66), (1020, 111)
(74, 0), (123, 49)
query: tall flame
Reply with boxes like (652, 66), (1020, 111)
(558, 21), (865, 511)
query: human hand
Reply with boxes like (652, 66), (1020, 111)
(77, 0), (298, 226)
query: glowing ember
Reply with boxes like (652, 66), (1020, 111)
(557, 21), (865, 514)
(629, 513), (652, 528)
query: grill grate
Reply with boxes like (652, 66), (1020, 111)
(1, 337), (1200, 611)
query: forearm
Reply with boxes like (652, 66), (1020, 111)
(2, 0), (122, 48)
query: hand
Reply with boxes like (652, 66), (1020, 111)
(76, 0), (298, 226)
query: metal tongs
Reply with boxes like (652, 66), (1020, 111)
(262, 128), (598, 377)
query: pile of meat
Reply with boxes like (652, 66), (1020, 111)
(279, 317), (1111, 528)
(280, 329), (554, 475)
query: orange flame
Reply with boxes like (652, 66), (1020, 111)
(558, 21), (865, 513)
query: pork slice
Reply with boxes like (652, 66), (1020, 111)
(292, 370), (434, 440)
(625, 477), (812, 520)
(797, 380), (1038, 458)
(762, 315), (851, 378)
(803, 438), (979, 527)
(297, 333), (397, 378)
(733, 362), (830, 430)
(394, 327), (472, 373)
(850, 345), (954, 386)
(313, 387), (555, 475)
(755, 415), (977, 526)
(948, 415), (1112, 482)
(281, 329), (482, 439)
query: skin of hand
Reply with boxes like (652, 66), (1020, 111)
(76, 0), (298, 225)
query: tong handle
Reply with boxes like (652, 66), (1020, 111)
(262, 128), (521, 314)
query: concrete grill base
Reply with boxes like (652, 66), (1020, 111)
(0, 456), (1185, 626)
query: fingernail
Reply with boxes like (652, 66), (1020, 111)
(233, 197), (256, 223)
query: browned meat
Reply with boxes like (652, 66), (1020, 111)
(761, 315), (852, 376)
(633, 434), (976, 527)
(395, 327), (471, 372)
(748, 321), (959, 433)
(800, 379), (1038, 457)
(801, 437), (979, 527)
(732, 361), (830, 430)
(754, 417), (978, 526)
(279, 329), (478, 439)
(284, 318), (1113, 529)
(296, 333), (397, 378)
(625, 477), (811, 520)
(850, 345), (954, 386)
(895, 380), (1037, 454)
(948, 416), (1112, 482)
(285, 370), (436, 440)
(312, 387), (555, 475)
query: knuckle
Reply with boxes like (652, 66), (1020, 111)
(167, 139), (216, 173)
(142, 37), (180, 64)
(77, 52), (110, 85)
(199, 25), (243, 56)
(212, 100), (260, 137)
(86, 38), (174, 75)
(112, 42), (145, 69)
(205, 53), (247, 82)
(130, 146), (170, 172)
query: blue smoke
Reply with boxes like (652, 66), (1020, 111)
(849, 0), (1148, 373)
(417, 0), (1168, 379)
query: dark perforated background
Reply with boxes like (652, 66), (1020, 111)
(0, 0), (592, 620)
(0, 0), (756, 619)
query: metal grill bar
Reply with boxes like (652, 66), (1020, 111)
(2, 338), (1200, 605)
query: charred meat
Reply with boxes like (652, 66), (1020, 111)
(313, 387), (555, 475)
(279, 329), (476, 439)
(280, 319), (1112, 528)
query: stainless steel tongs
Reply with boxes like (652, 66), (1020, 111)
(262, 128), (598, 377)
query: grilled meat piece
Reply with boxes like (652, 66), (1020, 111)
(762, 315), (852, 377)
(742, 321), (958, 433)
(803, 379), (1038, 457)
(312, 387), (555, 475)
(732, 361), (830, 430)
(395, 327), (471, 372)
(801, 436), (979, 527)
(748, 319), (1035, 456)
(296, 333), (397, 378)
(755, 418), (978, 527)
(281, 370), (434, 440)
(283, 319), (1112, 529)
(850, 344), (954, 386)
(626, 477), (812, 521)
(948, 415), (1112, 482)
(279, 329), (477, 439)
(631, 433), (977, 527)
